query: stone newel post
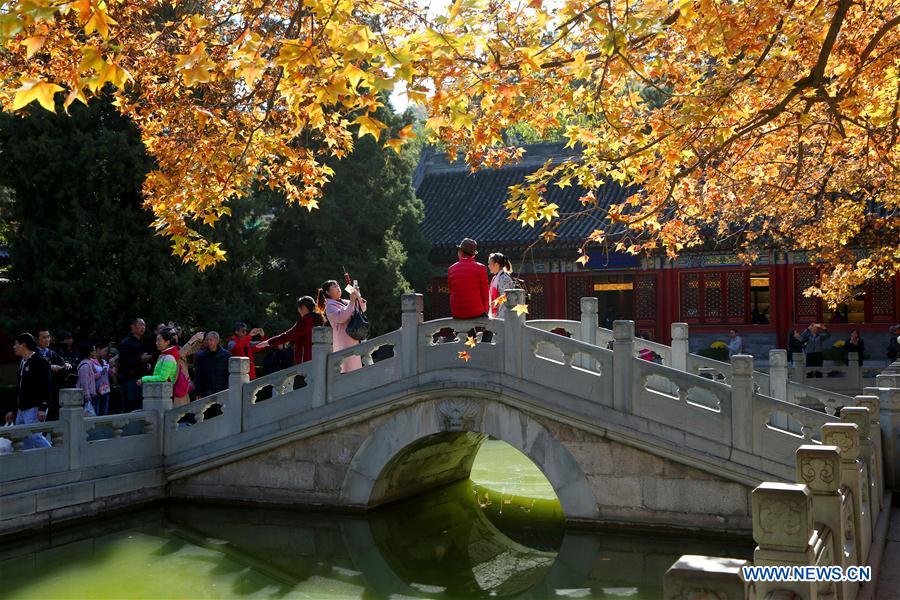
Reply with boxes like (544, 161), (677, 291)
(142, 381), (173, 414)
(579, 297), (598, 369)
(822, 422), (871, 562)
(670, 323), (689, 373)
(730, 355), (754, 454)
(841, 405), (879, 520)
(59, 388), (85, 470)
(227, 356), (249, 432)
(503, 289), (526, 379)
(663, 555), (749, 600)
(311, 326), (333, 407)
(793, 352), (807, 383)
(612, 320), (634, 413)
(855, 395), (883, 505)
(867, 373), (900, 492)
(795, 444), (859, 599)
(141, 381), (171, 451)
(769, 349), (788, 401)
(401, 293), (423, 378)
(752, 482), (817, 599)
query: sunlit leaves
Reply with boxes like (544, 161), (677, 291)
(511, 304), (528, 317)
(13, 80), (63, 112)
(458, 350), (471, 362)
(0, 0), (897, 297)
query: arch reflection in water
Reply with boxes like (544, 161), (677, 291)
(1, 444), (754, 599)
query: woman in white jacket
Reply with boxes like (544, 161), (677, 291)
(488, 253), (515, 319)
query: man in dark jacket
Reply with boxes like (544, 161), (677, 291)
(194, 332), (231, 398)
(447, 238), (489, 320)
(119, 318), (152, 412)
(6, 333), (52, 426)
(36, 328), (71, 421)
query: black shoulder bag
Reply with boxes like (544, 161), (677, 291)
(346, 300), (370, 341)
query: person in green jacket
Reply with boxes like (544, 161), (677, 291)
(137, 328), (180, 387)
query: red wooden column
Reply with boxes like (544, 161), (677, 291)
(770, 263), (791, 349)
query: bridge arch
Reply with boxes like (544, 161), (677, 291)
(340, 395), (600, 521)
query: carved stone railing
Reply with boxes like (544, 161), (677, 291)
(1, 388), (162, 483)
(666, 380), (891, 600)
(327, 329), (402, 403)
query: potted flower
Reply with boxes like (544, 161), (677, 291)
(698, 341), (730, 362)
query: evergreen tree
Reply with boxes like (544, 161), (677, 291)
(0, 101), (274, 340)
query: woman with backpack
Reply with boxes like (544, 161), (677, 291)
(93, 339), (113, 416)
(76, 341), (100, 416)
(488, 253), (515, 319)
(317, 279), (367, 373)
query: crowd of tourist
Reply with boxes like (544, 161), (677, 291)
(4, 276), (368, 427)
(6, 243), (900, 431)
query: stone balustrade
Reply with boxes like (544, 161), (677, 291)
(665, 390), (890, 600)
(3, 291), (898, 549)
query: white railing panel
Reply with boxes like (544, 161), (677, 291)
(243, 362), (315, 429)
(421, 318), (504, 374)
(164, 389), (236, 456)
(0, 421), (67, 482)
(753, 393), (834, 467)
(84, 411), (159, 466)
(631, 359), (732, 445)
(522, 326), (614, 406)
(327, 331), (401, 402)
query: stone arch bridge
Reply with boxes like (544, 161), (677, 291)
(3, 291), (896, 538)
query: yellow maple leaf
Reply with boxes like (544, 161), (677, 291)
(576, 255), (590, 266)
(13, 80), (64, 112)
(458, 350), (471, 362)
(512, 304), (529, 316)
(353, 114), (386, 141)
(21, 36), (45, 59)
(465, 335), (477, 348)
(84, 5), (118, 39)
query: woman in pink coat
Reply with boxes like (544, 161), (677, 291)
(316, 279), (368, 373)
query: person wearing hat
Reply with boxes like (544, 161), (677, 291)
(448, 238), (490, 320)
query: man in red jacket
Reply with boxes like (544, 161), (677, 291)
(448, 238), (489, 319)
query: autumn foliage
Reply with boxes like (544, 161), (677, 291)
(0, 0), (897, 303)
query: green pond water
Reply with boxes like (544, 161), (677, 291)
(1, 441), (754, 599)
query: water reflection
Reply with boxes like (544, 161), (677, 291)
(1, 477), (752, 599)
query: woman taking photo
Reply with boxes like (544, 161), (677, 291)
(488, 252), (514, 319)
(317, 279), (367, 373)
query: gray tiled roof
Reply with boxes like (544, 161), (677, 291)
(415, 144), (636, 249)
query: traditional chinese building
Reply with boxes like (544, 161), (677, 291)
(414, 143), (900, 358)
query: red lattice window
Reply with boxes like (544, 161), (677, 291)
(681, 271), (748, 324)
(429, 279), (450, 320)
(869, 277), (896, 322)
(680, 273), (701, 321)
(634, 274), (657, 321)
(704, 276), (723, 318)
(794, 268), (820, 321)
(525, 277), (547, 319)
(726, 272), (747, 319)
(566, 276), (593, 320)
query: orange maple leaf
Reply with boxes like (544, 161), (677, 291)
(458, 351), (471, 362)
(492, 293), (507, 308)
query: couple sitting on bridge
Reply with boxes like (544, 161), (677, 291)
(448, 237), (515, 325)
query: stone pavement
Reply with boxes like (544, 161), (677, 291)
(876, 506), (900, 598)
